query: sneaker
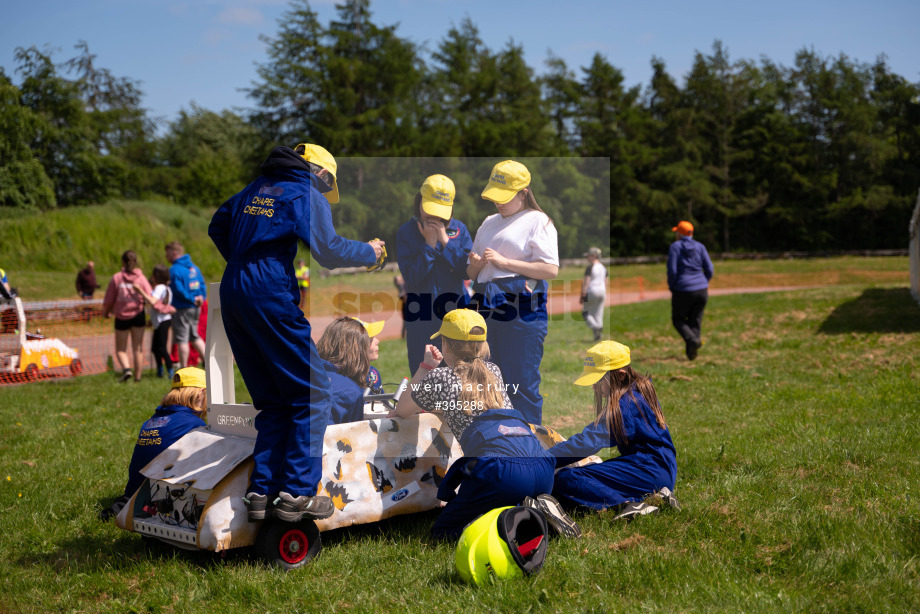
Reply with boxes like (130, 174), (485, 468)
(243, 492), (272, 521)
(650, 487), (681, 511)
(167, 368), (176, 379)
(523, 494), (582, 539)
(118, 369), (133, 383)
(273, 491), (335, 522)
(156, 366), (164, 378)
(593, 328), (602, 342)
(613, 501), (659, 522)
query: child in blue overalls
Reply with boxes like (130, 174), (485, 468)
(99, 368), (207, 520)
(391, 309), (578, 540)
(316, 317), (383, 426)
(396, 174), (472, 373)
(549, 340), (679, 518)
(209, 143), (385, 523)
(466, 160), (559, 426)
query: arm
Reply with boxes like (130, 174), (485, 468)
(666, 244), (678, 291)
(208, 198), (234, 262)
(396, 225), (438, 289)
(299, 192), (377, 269)
(547, 419), (612, 468)
(466, 252), (485, 280)
(101, 278), (117, 318)
(701, 245), (714, 281)
(482, 249), (559, 280)
(389, 345), (442, 418)
(440, 223), (473, 278)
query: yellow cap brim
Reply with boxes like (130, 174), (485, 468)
(573, 367), (607, 387)
(481, 184), (517, 204)
(421, 199), (452, 220)
(362, 320), (384, 337)
(326, 183), (340, 205)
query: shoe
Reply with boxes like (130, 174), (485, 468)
(685, 338), (701, 361)
(523, 494), (582, 539)
(167, 368), (176, 379)
(156, 366), (164, 378)
(613, 501), (659, 522)
(244, 492), (273, 521)
(273, 491), (335, 522)
(593, 329), (602, 342)
(118, 369), (132, 383)
(650, 487), (681, 511)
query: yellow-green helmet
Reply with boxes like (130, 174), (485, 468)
(455, 506), (549, 586)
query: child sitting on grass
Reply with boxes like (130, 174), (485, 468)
(391, 309), (580, 540)
(549, 340), (679, 520)
(316, 317), (384, 425)
(98, 368), (208, 520)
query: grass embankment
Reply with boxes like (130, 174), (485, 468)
(2, 282), (918, 612)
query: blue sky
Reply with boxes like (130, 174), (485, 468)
(2, 0), (918, 131)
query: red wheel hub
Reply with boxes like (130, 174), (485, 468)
(279, 529), (309, 564)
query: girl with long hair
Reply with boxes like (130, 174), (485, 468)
(549, 341), (679, 519)
(466, 160), (558, 426)
(316, 317), (383, 425)
(392, 309), (580, 540)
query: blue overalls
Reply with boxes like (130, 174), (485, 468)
(431, 407), (555, 540)
(548, 389), (677, 510)
(209, 146), (376, 498)
(462, 277), (549, 425)
(395, 218), (472, 373)
(321, 358), (365, 426)
(123, 405), (207, 498)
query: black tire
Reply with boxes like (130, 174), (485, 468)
(24, 363), (39, 381)
(70, 359), (83, 376)
(257, 519), (321, 570)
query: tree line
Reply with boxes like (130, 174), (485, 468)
(2, 0), (919, 257)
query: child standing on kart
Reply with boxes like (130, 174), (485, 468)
(549, 340), (679, 519)
(316, 317), (384, 426)
(391, 309), (580, 540)
(99, 368), (207, 520)
(209, 143), (384, 523)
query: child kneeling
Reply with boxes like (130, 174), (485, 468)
(392, 309), (576, 540)
(549, 341), (678, 519)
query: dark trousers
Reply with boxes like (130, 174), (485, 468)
(151, 321), (174, 370)
(671, 288), (708, 345)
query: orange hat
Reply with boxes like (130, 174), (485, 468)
(672, 221), (694, 236)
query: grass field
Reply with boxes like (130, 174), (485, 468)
(2, 280), (919, 612)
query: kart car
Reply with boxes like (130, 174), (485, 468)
(0, 296), (82, 381)
(115, 283), (582, 569)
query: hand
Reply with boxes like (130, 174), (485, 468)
(369, 240), (386, 259)
(437, 224), (450, 247)
(422, 344), (443, 369)
(483, 248), (509, 269)
(194, 295), (204, 307)
(417, 220), (441, 248)
(580, 294), (586, 304)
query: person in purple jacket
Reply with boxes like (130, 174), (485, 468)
(549, 341), (679, 521)
(667, 221), (714, 361)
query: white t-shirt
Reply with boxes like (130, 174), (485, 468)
(471, 209), (559, 282)
(585, 262), (608, 295)
(149, 284), (172, 328)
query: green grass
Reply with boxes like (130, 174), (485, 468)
(2, 281), (919, 612)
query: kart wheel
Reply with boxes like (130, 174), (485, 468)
(257, 519), (321, 570)
(24, 364), (39, 381)
(70, 359), (83, 376)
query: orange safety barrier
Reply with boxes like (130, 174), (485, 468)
(0, 298), (206, 385)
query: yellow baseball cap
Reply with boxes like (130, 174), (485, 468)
(171, 367), (207, 389)
(430, 309), (487, 341)
(295, 143), (339, 204)
(420, 174), (455, 220)
(354, 318), (384, 338)
(481, 160), (531, 204)
(574, 341), (631, 386)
